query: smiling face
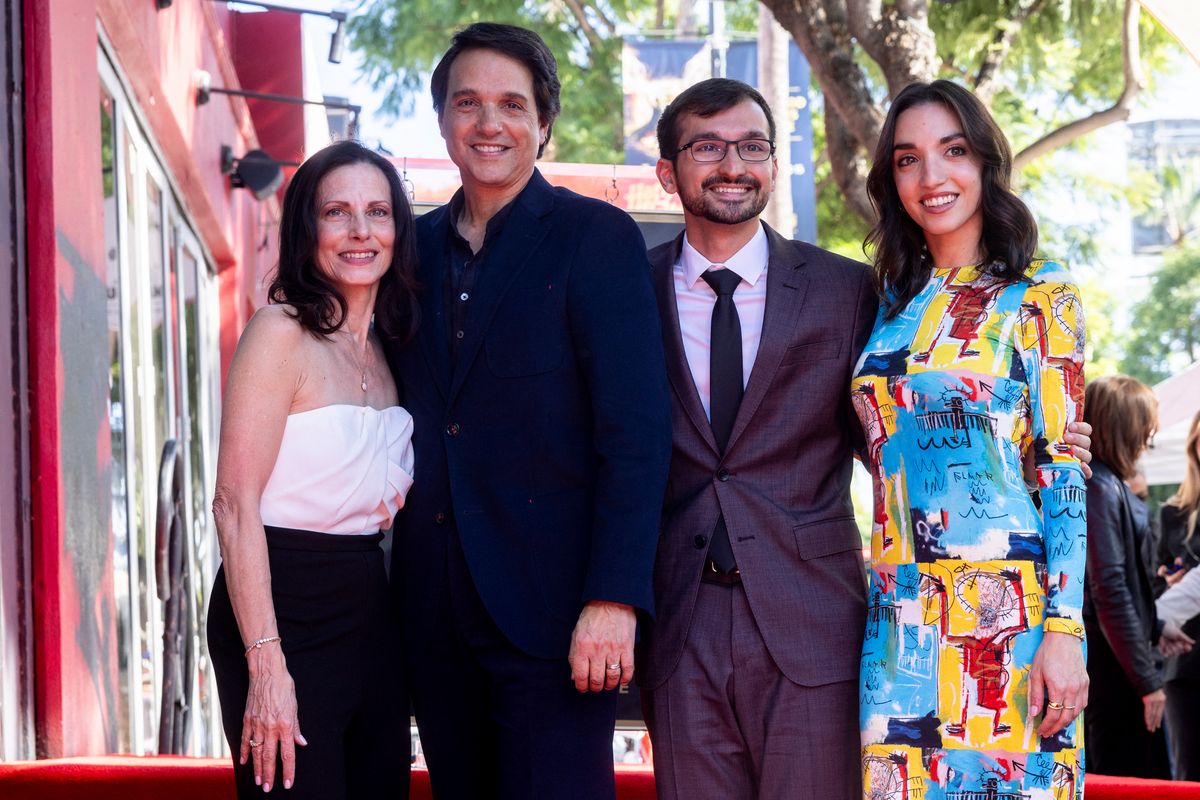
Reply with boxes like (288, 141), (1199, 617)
(439, 48), (548, 201)
(656, 98), (777, 231)
(892, 101), (985, 265)
(314, 162), (395, 292)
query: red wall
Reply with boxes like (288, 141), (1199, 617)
(24, 0), (283, 756)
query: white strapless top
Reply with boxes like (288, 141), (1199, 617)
(260, 404), (415, 535)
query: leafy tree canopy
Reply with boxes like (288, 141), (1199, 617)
(1120, 245), (1200, 385)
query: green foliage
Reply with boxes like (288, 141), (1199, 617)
(349, 1), (648, 163)
(1120, 245), (1200, 384)
(350, 0), (1180, 257)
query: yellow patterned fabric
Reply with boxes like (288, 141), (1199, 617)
(851, 260), (1087, 800)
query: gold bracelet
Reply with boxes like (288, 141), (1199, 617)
(244, 636), (281, 657)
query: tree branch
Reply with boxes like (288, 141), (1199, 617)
(825, 107), (876, 223)
(1014, 0), (1143, 170)
(762, 0), (883, 153)
(559, 0), (603, 50)
(973, 0), (1052, 105)
(587, 0), (616, 36)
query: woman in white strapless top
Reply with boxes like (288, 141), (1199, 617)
(206, 140), (420, 799)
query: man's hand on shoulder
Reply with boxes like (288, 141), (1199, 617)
(568, 600), (636, 693)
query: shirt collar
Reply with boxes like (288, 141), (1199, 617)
(679, 222), (769, 290)
(446, 186), (519, 251)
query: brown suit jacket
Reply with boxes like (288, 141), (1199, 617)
(641, 224), (878, 690)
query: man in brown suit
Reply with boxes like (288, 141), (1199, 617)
(639, 78), (875, 800)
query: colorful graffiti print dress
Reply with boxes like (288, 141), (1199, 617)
(850, 260), (1087, 800)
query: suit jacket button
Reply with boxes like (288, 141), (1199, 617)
(693, 535), (707, 549)
(717, 468), (730, 482)
(434, 512), (447, 525)
(445, 422), (461, 437)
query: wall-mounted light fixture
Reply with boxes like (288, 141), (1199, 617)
(221, 145), (297, 200)
(210, 1), (348, 63)
(196, 70), (362, 139)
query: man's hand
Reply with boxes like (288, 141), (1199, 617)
(1160, 620), (1196, 658)
(568, 600), (636, 693)
(1065, 421), (1093, 479)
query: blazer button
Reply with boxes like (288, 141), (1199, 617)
(434, 512), (447, 525)
(693, 534), (707, 549)
(445, 422), (461, 437)
(716, 468), (730, 482)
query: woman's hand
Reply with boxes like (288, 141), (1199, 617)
(1028, 630), (1088, 737)
(1142, 688), (1166, 732)
(1159, 620), (1195, 658)
(241, 646), (307, 792)
(1158, 559), (1190, 588)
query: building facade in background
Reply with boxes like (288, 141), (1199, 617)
(0, 0), (331, 761)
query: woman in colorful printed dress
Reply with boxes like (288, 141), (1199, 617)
(851, 80), (1088, 800)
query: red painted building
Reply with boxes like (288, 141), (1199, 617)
(2, 0), (320, 760)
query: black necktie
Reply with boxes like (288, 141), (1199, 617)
(701, 268), (743, 572)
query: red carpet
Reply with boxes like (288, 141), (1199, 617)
(0, 756), (1194, 798)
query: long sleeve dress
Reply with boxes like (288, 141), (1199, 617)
(850, 260), (1087, 800)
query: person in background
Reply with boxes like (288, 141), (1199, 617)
(207, 140), (419, 798)
(1083, 374), (1172, 778)
(1157, 408), (1200, 779)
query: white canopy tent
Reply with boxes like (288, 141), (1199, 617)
(1145, 360), (1200, 485)
(1140, 0), (1200, 65)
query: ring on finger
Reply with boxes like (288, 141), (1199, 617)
(248, 739), (262, 748)
(1047, 701), (1064, 710)
(606, 663), (621, 671)
(1063, 704), (1077, 710)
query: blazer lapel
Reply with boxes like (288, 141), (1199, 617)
(416, 206), (452, 400)
(725, 223), (809, 451)
(447, 170), (555, 402)
(652, 234), (719, 454)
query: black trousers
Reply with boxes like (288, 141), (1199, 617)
(408, 525), (618, 800)
(1084, 623), (1170, 779)
(208, 527), (408, 799)
(1166, 677), (1200, 780)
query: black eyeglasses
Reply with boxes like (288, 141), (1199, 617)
(675, 137), (775, 163)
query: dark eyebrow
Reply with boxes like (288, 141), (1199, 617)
(688, 130), (770, 141)
(893, 132), (966, 152)
(449, 88), (530, 104)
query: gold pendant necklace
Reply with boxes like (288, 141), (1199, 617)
(338, 329), (370, 395)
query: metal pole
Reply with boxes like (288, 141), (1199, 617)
(709, 0), (727, 78)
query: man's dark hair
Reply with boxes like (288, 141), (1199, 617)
(656, 78), (776, 161)
(268, 140), (419, 343)
(865, 79), (1039, 320)
(430, 22), (562, 158)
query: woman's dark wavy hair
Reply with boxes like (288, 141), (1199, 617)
(865, 80), (1039, 320)
(268, 140), (419, 342)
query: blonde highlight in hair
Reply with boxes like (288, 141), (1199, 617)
(1083, 375), (1158, 481)
(1167, 409), (1200, 541)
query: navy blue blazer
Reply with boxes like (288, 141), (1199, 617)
(387, 170), (672, 660)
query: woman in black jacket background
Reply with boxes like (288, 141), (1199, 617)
(1083, 375), (1170, 777)
(1158, 409), (1200, 779)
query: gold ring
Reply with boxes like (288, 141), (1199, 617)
(1047, 701), (1064, 710)
(1063, 705), (1077, 710)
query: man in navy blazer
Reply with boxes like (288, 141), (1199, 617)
(386, 23), (671, 800)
